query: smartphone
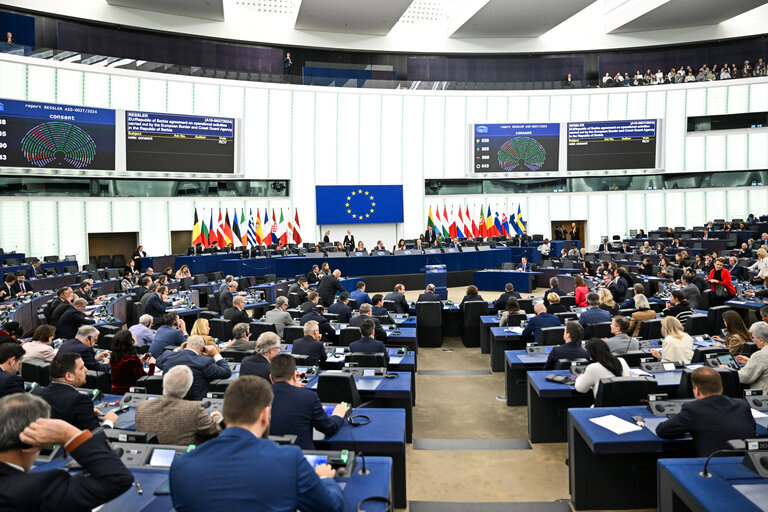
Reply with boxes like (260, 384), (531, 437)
(110, 404), (131, 414)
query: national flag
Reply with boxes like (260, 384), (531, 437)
(494, 212), (504, 238)
(427, 206), (436, 230)
(514, 204), (526, 234)
(441, 206), (450, 238)
(247, 209), (257, 247)
(270, 209), (278, 245)
(278, 209), (287, 245)
(292, 209), (303, 244)
(208, 209), (217, 246)
(239, 209), (247, 246)
(217, 209), (227, 247)
(435, 206), (443, 235)
(223, 209), (235, 246)
(479, 206), (487, 238)
(486, 205), (495, 237)
(264, 208), (270, 245)
(456, 207), (465, 238)
(449, 207), (458, 238)
(254, 209), (263, 245)
(192, 209), (203, 246)
(501, 212), (510, 237)
(232, 208), (242, 247)
(470, 206), (479, 237)
(465, 205), (474, 238)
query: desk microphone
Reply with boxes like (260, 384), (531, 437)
(698, 445), (746, 478)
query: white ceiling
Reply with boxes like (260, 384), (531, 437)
(450, 0), (596, 38)
(294, 0), (413, 35)
(607, 0), (768, 33)
(105, 0), (226, 21)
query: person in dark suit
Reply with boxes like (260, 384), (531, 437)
(570, 223), (580, 240)
(522, 303), (561, 345)
(291, 321), (327, 367)
(300, 305), (336, 343)
(370, 294), (394, 324)
(10, 274), (29, 297)
(25, 258), (44, 280)
(50, 292), (76, 325)
(145, 285), (169, 321)
(384, 284), (409, 314)
(288, 277), (309, 305)
(424, 226), (437, 245)
(349, 319), (389, 363)
(542, 277), (567, 307)
(0, 343), (24, 399)
(34, 353), (119, 430)
(328, 292), (352, 323)
(657, 366), (756, 456)
(417, 284), (441, 302)
(342, 230), (355, 251)
(299, 291), (321, 314)
(544, 322), (588, 370)
(56, 299), (97, 340)
(169, 376), (344, 511)
(578, 293), (612, 327)
(608, 268), (629, 303)
(317, 269), (345, 307)
(0, 274), (16, 301)
(240, 332), (281, 381)
(0, 394), (133, 511)
(516, 256), (532, 272)
(223, 295), (251, 325)
(459, 285), (485, 309)
(727, 255), (746, 281)
(73, 279), (100, 305)
(349, 303), (387, 342)
(57, 325), (110, 373)
(156, 336), (232, 400)
(218, 282), (238, 312)
(269, 354), (347, 449)
(133, 276), (152, 302)
(493, 283), (521, 311)
(45, 287), (71, 319)
(306, 264), (322, 285)
(132, 245), (146, 271)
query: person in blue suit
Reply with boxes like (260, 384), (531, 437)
(144, 285), (169, 321)
(291, 321), (327, 367)
(350, 281), (372, 307)
(0, 343), (25, 399)
(149, 313), (189, 358)
(156, 335), (231, 400)
(578, 293), (612, 326)
(544, 322), (589, 370)
(269, 353), (348, 449)
(348, 319), (389, 363)
(24, 258), (44, 280)
(300, 305), (336, 343)
(169, 375), (344, 512)
(521, 302), (560, 345)
(516, 256), (532, 272)
(327, 292), (352, 323)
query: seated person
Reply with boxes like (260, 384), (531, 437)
(603, 316), (639, 355)
(628, 294), (656, 337)
(597, 288), (619, 316)
(287, 277), (309, 305)
(350, 281), (372, 306)
(546, 293), (567, 314)
(56, 298), (97, 340)
(135, 365), (223, 444)
(109, 330), (155, 394)
(0, 394), (133, 510)
(291, 321), (326, 367)
(348, 319), (389, 363)
(544, 322), (588, 370)
(169, 376), (344, 511)
(265, 296), (294, 338)
(522, 303), (561, 345)
(74, 279), (101, 305)
(650, 317), (694, 364)
(156, 336), (232, 400)
(22, 325), (57, 363)
(371, 294), (394, 325)
(574, 276), (589, 307)
(269, 354), (348, 449)
(0, 344), (25, 398)
(734, 321), (768, 393)
(656, 366), (756, 456)
(662, 290), (693, 326)
(57, 325), (109, 373)
(542, 278), (567, 307)
(223, 296), (250, 325)
(145, 285), (170, 320)
(50, 291), (75, 326)
(383, 284), (409, 314)
(574, 338), (630, 397)
(34, 353), (118, 430)
(578, 293), (612, 326)
(499, 298), (522, 327)
(241, 332), (281, 381)
(129, 314), (155, 347)
(300, 304), (336, 343)
(516, 256), (532, 272)
(149, 313), (188, 358)
(349, 304), (388, 343)
(712, 310), (751, 356)
(299, 291), (321, 314)
(327, 292), (353, 323)
(223, 323), (257, 352)
(417, 284), (441, 302)
(459, 285), (484, 309)
(619, 283), (645, 310)
(493, 283), (521, 311)
(678, 274), (702, 309)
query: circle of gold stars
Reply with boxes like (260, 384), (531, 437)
(345, 189), (376, 220)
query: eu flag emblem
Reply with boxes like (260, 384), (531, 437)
(315, 185), (404, 224)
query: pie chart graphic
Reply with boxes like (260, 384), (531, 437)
(497, 136), (547, 171)
(21, 121), (97, 169)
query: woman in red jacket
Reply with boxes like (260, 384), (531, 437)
(574, 275), (589, 307)
(708, 257), (735, 307)
(109, 330), (155, 394)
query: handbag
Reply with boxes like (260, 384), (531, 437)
(713, 284), (729, 298)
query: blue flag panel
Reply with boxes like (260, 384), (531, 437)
(315, 185), (404, 225)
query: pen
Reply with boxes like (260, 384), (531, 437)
(134, 481), (143, 495)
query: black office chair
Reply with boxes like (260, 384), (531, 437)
(111, 255), (126, 268)
(382, 300), (397, 313)
(690, 346), (729, 364)
(621, 350), (646, 367)
(317, 373), (362, 407)
(554, 312), (578, 324)
(540, 326), (565, 346)
(207, 295), (220, 314)
(594, 376), (659, 407)
(220, 349), (254, 362)
(180, 277), (193, 290)
(677, 367), (742, 398)
(648, 302), (665, 313)
(707, 306), (731, 336)
(282, 325), (305, 344)
(339, 327), (361, 346)
(249, 322), (275, 339)
(136, 375), (164, 395)
(517, 299), (535, 314)
(22, 360), (50, 386)
(618, 308), (637, 317)
(684, 314), (708, 336)
(415, 301), (442, 347)
(554, 357), (588, 370)
(83, 370), (111, 391)
(97, 325), (121, 338)
(501, 262), (515, 270)
(347, 299), (359, 310)
(461, 301), (488, 348)
(96, 255), (111, 268)
(503, 312), (528, 327)
(559, 296), (576, 309)
(346, 352), (387, 367)
(638, 319), (662, 340)
(288, 293), (301, 308)
(584, 322), (612, 340)
(740, 342), (758, 356)
(97, 334), (115, 352)
(210, 318), (234, 342)
(37, 312), (47, 326)
(291, 354), (310, 367)
(63, 265), (78, 274)
(82, 264), (97, 272)
(237, 277), (251, 292)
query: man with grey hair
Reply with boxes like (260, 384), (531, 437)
(0, 394), (133, 509)
(56, 298), (97, 340)
(135, 365), (223, 445)
(240, 332), (281, 381)
(349, 303), (387, 342)
(265, 296), (294, 337)
(417, 284), (441, 302)
(56, 325), (108, 372)
(734, 321), (768, 393)
(129, 313), (155, 346)
(218, 275), (235, 295)
(224, 323), (256, 351)
(291, 320), (326, 366)
(620, 283), (645, 309)
(224, 294), (250, 325)
(578, 293), (612, 326)
(543, 277), (567, 307)
(156, 335), (231, 400)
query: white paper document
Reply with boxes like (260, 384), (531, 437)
(733, 484), (768, 512)
(589, 414), (642, 435)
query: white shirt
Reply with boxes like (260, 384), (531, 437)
(748, 257), (768, 278)
(574, 358), (631, 397)
(537, 243), (551, 256)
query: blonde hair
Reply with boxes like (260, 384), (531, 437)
(758, 249), (767, 259)
(190, 318), (210, 337)
(634, 294), (650, 309)
(661, 316), (685, 338)
(598, 288), (615, 307)
(547, 292), (560, 304)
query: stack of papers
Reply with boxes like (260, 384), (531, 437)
(589, 415), (642, 435)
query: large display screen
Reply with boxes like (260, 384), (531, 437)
(0, 98), (116, 170)
(472, 123), (560, 173)
(125, 111), (235, 173)
(567, 119), (657, 171)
